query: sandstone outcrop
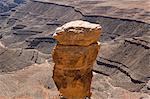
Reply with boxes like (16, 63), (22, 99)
(53, 20), (101, 46)
(0, 0), (150, 98)
(52, 20), (101, 99)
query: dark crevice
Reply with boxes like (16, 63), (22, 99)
(92, 70), (109, 76)
(133, 38), (149, 44)
(0, 49), (8, 56)
(26, 37), (56, 49)
(125, 39), (150, 49)
(0, 34), (2, 39)
(96, 60), (145, 84)
(31, 51), (35, 61)
(17, 48), (23, 56)
(84, 15), (149, 24)
(99, 57), (129, 68)
(34, 51), (38, 63)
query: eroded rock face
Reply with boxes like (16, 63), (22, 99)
(52, 20), (101, 98)
(53, 20), (101, 46)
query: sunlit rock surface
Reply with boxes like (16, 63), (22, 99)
(53, 20), (101, 46)
(52, 20), (101, 98)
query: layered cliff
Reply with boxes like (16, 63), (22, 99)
(0, 0), (149, 98)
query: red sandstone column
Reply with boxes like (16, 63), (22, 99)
(52, 20), (101, 99)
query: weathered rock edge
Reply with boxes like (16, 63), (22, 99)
(52, 20), (101, 98)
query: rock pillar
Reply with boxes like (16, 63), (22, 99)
(52, 20), (101, 99)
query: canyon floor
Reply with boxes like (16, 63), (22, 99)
(0, 0), (150, 99)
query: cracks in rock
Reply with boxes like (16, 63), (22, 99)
(125, 38), (150, 49)
(92, 70), (109, 76)
(17, 48), (23, 56)
(133, 38), (150, 44)
(96, 59), (145, 84)
(26, 37), (56, 49)
(13, 30), (43, 35)
(30, 50), (39, 63)
(0, 49), (8, 56)
(31, 51), (36, 61)
(99, 57), (129, 68)
(84, 15), (149, 24)
(34, 51), (39, 63)
(0, 34), (2, 39)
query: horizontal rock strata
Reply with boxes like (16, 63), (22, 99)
(52, 20), (101, 98)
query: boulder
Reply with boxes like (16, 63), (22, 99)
(53, 20), (101, 46)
